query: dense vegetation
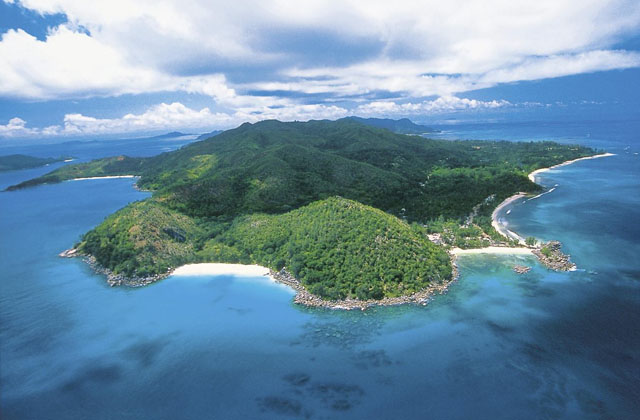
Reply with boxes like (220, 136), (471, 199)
(0, 154), (70, 172)
(78, 199), (202, 277)
(12, 119), (597, 300)
(9, 120), (593, 222)
(203, 197), (451, 300)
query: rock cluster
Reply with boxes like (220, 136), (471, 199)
(532, 241), (576, 271)
(270, 259), (457, 311)
(513, 265), (531, 274)
(60, 248), (169, 287)
(58, 248), (78, 258)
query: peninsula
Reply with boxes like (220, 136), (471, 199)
(12, 118), (601, 308)
(0, 154), (72, 172)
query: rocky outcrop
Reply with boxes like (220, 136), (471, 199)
(513, 265), (531, 274)
(532, 241), (576, 271)
(270, 260), (457, 311)
(59, 248), (170, 287)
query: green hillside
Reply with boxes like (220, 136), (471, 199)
(8, 119), (594, 221)
(78, 199), (202, 277)
(203, 197), (451, 300)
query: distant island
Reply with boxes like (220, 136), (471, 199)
(149, 131), (194, 139)
(0, 154), (72, 172)
(196, 130), (223, 140)
(344, 116), (437, 134)
(10, 118), (602, 308)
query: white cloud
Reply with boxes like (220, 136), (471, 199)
(2, 1), (640, 99)
(0, 101), (351, 138)
(0, 117), (38, 137)
(56, 102), (234, 136)
(355, 97), (512, 117)
(1, 0), (640, 132)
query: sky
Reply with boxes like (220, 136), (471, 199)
(1, 0), (640, 139)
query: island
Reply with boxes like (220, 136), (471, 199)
(0, 154), (72, 172)
(10, 118), (604, 309)
(345, 116), (437, 134)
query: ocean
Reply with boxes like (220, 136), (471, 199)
(1, 120), (638, 419)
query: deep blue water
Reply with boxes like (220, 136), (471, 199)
(1, 119), (639, 419)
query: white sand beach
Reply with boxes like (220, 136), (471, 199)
(492, 153), (615, 243)
(71, 175), (138, 181)
(491, 193), (527, 244)
(171, 263), (297, 292)
(528, 153), (615, 183)
(450, 247), (533, 255)
(172, 263), (273, 278)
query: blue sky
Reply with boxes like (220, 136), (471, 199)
(1, 0), (639, 139)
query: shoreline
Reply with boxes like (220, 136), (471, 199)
(450, 246), (533, 256)
(490, 193), (527, 244)
(60, 153), (613, 310)
(528, 152), (615, 183)
(492, 152), (615, 243)
(62, 250), (457, 311)
(70, 175), (137, 181)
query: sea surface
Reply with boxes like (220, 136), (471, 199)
(1, 120), (639, 419)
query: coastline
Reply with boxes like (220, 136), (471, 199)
(71, 175), (137, 181)
(528, 152), (615, 183)
(172, 263), (274, 278)
(492, 152), (615, 242)
(490, 193), (527, 244)
(59, 153), (613, 310)
(62, 250), (457, 311)
(450, 247), (533, 256)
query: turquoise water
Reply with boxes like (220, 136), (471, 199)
(1, 120), (639, 419)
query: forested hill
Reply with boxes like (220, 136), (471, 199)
(8, 119), (597, 301)
(8, 119), (595, 222)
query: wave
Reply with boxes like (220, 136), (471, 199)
(527, 186), (557, 201)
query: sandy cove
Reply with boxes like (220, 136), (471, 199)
(172, 263), (273, 278)
(450, 247), (533, 256)
(171, 263), (455, 311)
(491, 193), (527, 244)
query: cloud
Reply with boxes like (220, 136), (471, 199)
(1, 0), (639, 101)
(1, 0), (640, 134)
(0, 101), (351, 138)
(355, 96), (512, 117)
(0, 117), (38, 137)
(58, 102), (233, 135)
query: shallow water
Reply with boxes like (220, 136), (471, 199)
(1, 120), (639, 419)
